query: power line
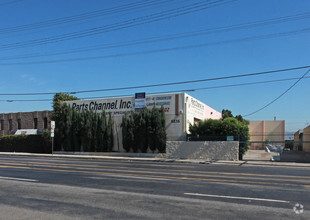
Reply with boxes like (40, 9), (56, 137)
(0, 0), (233, 50)
(0, 0), (173, 34)
(2, 74), (310, 102)
(1, 11), (310, 61)
(1, 27), (309, 65)
(0, 65), (309, 98)
(243, 69), (310, 117)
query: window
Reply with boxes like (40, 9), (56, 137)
(18, 119), (21, 129)
(9, 119), (13, 130)
(0, 120), (4, 130)
(44, 117), (48, 129)
(34, 118), (38, 129)
(194, 118), (201, 125)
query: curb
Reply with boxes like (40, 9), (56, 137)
(0, 152), (309, 167)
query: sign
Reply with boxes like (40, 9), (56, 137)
(227, 136), (234, 141)
(135, 92), (146, 110)
(51, 132), (54, 137)
(51, 121), (55, 129)
(65, 94), (176, 115)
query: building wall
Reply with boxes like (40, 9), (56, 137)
(303, 126), (310, 152)
(0, 111), (51, 137)
(294, 130), (302, 150)
(249, 120), (285, 150)
(66, 93), (222, 152)
(249, 121), (265, 149)
(184, 94), (222, 133)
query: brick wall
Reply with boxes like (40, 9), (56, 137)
(0, 111), (52, 136)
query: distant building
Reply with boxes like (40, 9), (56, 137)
(248, 120), (285, 150)
(294, 126), (310, 152)
(0, 111), (52, 137)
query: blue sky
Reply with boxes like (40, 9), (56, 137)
(0, 0), (309, 133)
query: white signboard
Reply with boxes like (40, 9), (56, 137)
(51, 121), (55, 129)
(65, 94), (176, 116)
(135, 93), (146, 110)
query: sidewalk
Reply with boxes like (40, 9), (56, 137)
(0, 152), (310, 167)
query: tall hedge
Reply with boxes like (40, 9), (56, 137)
(56, 105), (114, 152)
(121, 106), (166, 153)
(0, 131), (51, 153)
(189, 116), (249, 158)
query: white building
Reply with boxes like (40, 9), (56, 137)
(66, 93), (221, 152)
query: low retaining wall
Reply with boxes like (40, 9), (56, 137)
(166, 141), (239, 161)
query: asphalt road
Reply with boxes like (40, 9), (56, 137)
(0, 155), (309, 219)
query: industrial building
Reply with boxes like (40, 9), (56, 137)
(248, 120), (285, 150)
(0, 111), (52, 137)
(66, 93), (222, 151)
(294, 125), (310, 152)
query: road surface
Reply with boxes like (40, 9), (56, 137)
(0, 155), (309, 219)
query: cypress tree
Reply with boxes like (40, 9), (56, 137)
(121, 114), (131, 152)
(79, 110), (86, 152)
(157, 107), (167, 153)
(107, 113), (114, 152)
(64, 105), (73, 151)
(71, 109), (80, 151)
(83, 110), (92, 152)
(101, 111), (108, 152)
(96, 112), (104, 152)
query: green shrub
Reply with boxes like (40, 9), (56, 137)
(0, 133), (51, 153)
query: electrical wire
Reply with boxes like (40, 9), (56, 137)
(243, 69), (310, 117)
(1, 11), (310, 61)
(0, 0), (233, 50)
(0, 27), (308, 65)
(0, 0), (173, 34)
(0, 67), (309, 101)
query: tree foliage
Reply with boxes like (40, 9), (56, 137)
(121, 106), (166, 153)
(55, 105), (114, 152)
(189, 109), (249, 158)
(51, 93), (79, 151)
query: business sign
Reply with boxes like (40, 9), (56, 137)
(135, 92), (146, 111)
(66, 97), (133, 116)
(51, 121), (55, 129)
(65, 94), (177, 116)
(187, 96), (205, 119)
(227, 136), (234, 141)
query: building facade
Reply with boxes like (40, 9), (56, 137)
(294, 126), (310, 152)
(66, 93), (222, 151)
(248, 120), (285, 150)
(0, 111), (52, 137)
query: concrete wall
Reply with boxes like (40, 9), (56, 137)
(166, 141), (239, 161)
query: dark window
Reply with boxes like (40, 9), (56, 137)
(34, 118), (38, 129)
(44, 117), (48, 129)
(9, 119), (13, 130)
(194, 117), (200, 125)
(18, 119), (21, 129)
(0, 120), (4, 130)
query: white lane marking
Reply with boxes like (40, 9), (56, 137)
(0, 176), (38, 182)
(184, 193), (290, 203)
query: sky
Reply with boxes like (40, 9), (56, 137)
(0, 0), (309, 134)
